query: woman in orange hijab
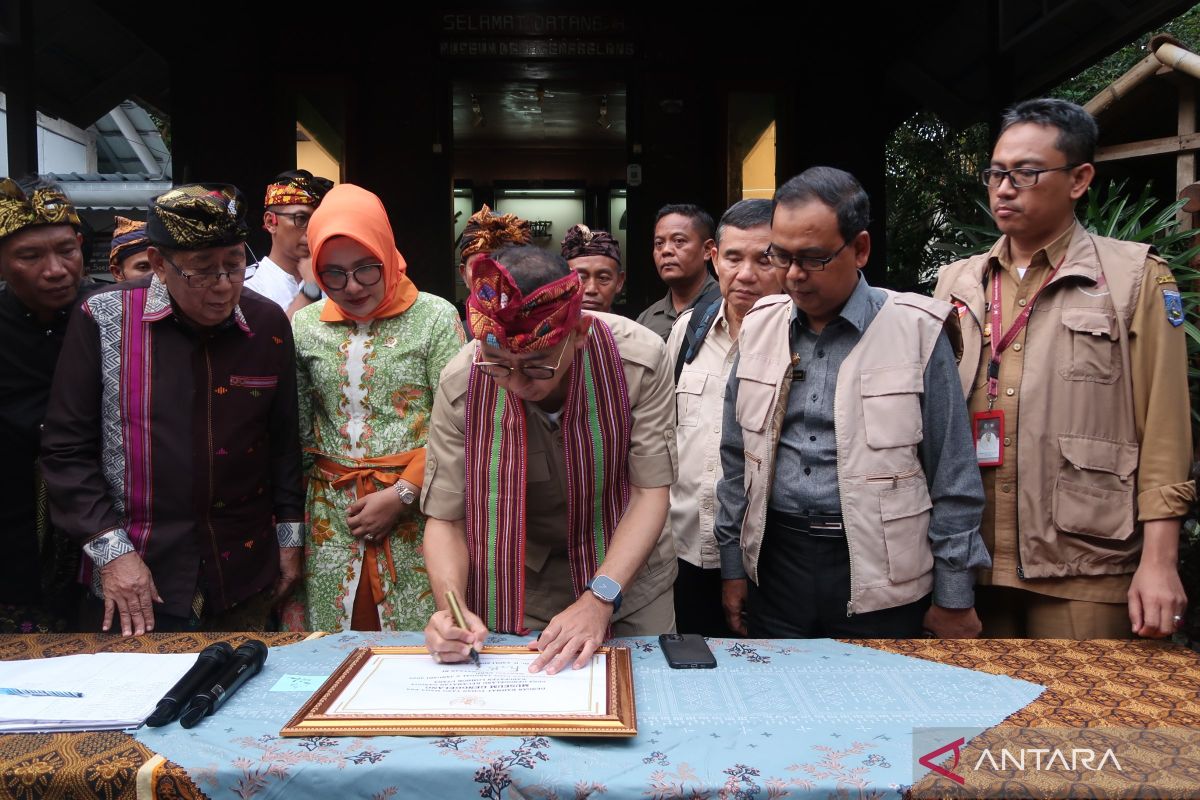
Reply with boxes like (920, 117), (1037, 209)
(284, 184), (464, 631)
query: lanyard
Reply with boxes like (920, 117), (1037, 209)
(986, 254), (1066, 406)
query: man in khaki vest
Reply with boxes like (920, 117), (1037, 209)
(935, 98), (1194, 640)
(715, 167), (990, 638)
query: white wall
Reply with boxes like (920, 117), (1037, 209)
(0, 93), (96, 177)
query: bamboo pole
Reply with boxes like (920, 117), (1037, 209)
(1152, 35), (1200, 82)
(1084, 53), (1164, 117)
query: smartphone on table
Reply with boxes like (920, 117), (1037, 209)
(659, 633), (717, 669)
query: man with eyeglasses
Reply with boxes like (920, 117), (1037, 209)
(714, 167), (989, 639)
(935, 98), (1194, 640)
(244, 169), (334, 313)
(422, 245), (678, 674)
(41, 183), (305, 636)
(663, 199), (782, 635)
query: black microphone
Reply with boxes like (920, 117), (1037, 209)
(178, 640), (268, 729)
(144, 642), (234, 727)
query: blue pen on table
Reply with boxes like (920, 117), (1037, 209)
(0, 688), (84, 698)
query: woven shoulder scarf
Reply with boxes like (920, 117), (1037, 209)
(464, 317), (631, 634)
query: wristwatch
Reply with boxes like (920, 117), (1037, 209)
(393, 483), (416, 505)
(585, 574), (623, 613)
(299, 281), (322, 301)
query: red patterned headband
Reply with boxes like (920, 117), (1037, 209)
(468, 256), (582, 352)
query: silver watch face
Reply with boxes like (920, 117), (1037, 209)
(589, 574), (621, 602)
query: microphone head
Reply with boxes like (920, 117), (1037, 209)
(200, 641), (235, 660)
(178, 698), (210, 729)
(233, 640), (268, 663)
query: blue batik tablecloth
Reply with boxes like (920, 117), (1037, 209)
(135, 633), (1043, 799)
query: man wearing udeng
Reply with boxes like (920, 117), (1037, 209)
(422, 245), (678, 674)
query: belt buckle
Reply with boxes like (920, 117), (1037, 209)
(807, 519), (844, 538)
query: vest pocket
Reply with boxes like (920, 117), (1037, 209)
(879, 480), (934, 584)
(675, 370), (707, 427)
(860, 366), (924, 449)
(735, 377), (777, 434)
(1057, 307), (1121, 384)
(1052, 434), (1137, 539)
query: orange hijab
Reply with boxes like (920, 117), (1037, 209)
(307, 184), (418, 322)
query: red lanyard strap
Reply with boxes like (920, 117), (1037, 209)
(986, 254), (1066, 403)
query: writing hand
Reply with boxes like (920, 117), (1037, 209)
(425, 607), (488, 663)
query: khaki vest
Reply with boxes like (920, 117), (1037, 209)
(734, 291), (954, 614)
(934, 229), (1146, 577)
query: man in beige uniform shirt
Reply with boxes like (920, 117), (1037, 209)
(935, 98), (1194, 639)
(666, 199), (781, 635)
(423, 245), (678, 674)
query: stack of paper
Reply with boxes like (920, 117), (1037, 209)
(0, 652), (197, 732)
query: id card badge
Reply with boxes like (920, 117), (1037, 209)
(973, 409), (1004, 467)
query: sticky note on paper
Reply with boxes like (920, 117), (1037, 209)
(269, 674), (328, 692)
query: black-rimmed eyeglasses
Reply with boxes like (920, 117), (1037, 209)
(765, 239), (853, 272)
(319, 263), (384, 290)
(979, 164), (1080, 189)
(271, 210), (312, 229)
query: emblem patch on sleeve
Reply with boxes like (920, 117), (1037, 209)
(1163, 289), (1184, 327)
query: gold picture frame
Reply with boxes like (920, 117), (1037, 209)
(280, 645), (637, 737)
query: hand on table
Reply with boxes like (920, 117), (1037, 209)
(99, 552), (162, 636)
(923, 605), (982, 639)
(527, 593), (612, 675)
(347, 488), (405, 543)
(722, 578), (749, 636)
(425, 607), (488, 663)
(1129, 560), (1187, 638)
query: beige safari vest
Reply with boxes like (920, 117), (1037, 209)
(733, 291), (954, 614)
(935, 230), (1146, 578)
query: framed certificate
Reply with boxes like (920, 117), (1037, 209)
(280, 646), (636, 737)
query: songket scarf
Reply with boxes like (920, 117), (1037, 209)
(464, 317), (631, 634)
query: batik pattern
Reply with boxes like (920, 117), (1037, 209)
(289, 292), (464, 632)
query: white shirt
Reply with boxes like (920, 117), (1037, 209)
(244, 256), (300, 311)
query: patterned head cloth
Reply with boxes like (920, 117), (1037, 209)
(459, 204), (532, 263)
(560, 224), (621, 266)
(468, 255), (582, 352)
(0, 178), (80, 243)
(147, 183), (248, 250)
(108, 215), (149, 269)
(263, 169), (334, 209)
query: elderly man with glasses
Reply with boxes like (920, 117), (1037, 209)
(422, 244), (678, 674)
(714, 167), (989, 640)
(41, 183), (305, 636)
(935, 98), (1194, 641)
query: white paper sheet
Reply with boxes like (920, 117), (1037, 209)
(327, 652), (608, 716)
(0, 652), (198, 732)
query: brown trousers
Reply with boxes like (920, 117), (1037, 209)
(976, 586), (1132, 639)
